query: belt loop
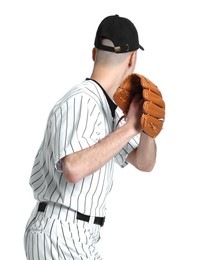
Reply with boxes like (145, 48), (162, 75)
(38, 202), (47, 213)
(89, 216), (95, 225)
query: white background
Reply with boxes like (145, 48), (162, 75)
(1, 0), (200, 259)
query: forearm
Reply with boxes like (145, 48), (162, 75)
(62, 122), (137, 183)
(126, 132), (157, 172)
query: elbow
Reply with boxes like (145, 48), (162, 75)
(137, 160), (156, 173)
(64, 172), (80, 184)
(141, 165), (154, 173)
(128, 156), (156, 173)
(61, 159), (82, 184)
(131, 156), (156, 172)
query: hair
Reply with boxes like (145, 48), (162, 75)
(95, 39), (133, 66)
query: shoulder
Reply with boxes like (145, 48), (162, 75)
(49, 80), (106, 117)
(58, 80), (104, 104)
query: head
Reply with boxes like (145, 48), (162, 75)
(92, 39), (138, 73)
(94, 14), (144, 54)
(92, 14), (144, 81)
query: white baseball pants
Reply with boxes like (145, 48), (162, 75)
(24, 202), (102, 260)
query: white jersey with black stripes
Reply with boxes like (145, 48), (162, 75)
(29, 79), (140, 218)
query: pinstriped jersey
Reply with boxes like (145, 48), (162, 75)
(29, 79), (140, 217)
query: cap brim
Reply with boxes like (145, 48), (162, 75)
(139, 45), (144, 51)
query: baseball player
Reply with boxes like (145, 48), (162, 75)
(24, 14), (158, 260)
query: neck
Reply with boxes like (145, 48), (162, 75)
(90, 68), (127, 99)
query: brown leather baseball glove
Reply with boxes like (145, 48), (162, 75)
(113, 73), (165, 138)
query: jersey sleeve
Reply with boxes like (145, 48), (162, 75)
(50, 93), (103, 171)
(114, 134), (140, 168)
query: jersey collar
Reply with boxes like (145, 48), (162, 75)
(86, 78), (117, 118)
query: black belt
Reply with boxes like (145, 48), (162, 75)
(38, 202), (105, 227)
(76, 212), (105, 227)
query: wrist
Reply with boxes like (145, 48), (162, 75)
(141, 131), (155, 139)
(122, 121), (140, 138)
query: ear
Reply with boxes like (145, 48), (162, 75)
(92, 48), (96, 61)
(128, 51), (137, 68)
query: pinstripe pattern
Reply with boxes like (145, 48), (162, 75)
(24, 202), (102, 260)
(25, 79), (140, 259)
(30, 80), (114, 217)
(29, 79), (139, 217)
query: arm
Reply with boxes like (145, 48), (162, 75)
(125, 95), (157, 172)
(113, 73), (165, 172)
(61, 122), (137, 183)
(61, 94), (153, 183)
(126, 132), (157, 172)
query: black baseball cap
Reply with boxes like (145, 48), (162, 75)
(94, 14), (144, 53)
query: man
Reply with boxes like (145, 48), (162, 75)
(24, 14), (156, 260)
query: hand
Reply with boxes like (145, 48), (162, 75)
(126, 94), (143, 133)
(114, 73), (165, 138)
